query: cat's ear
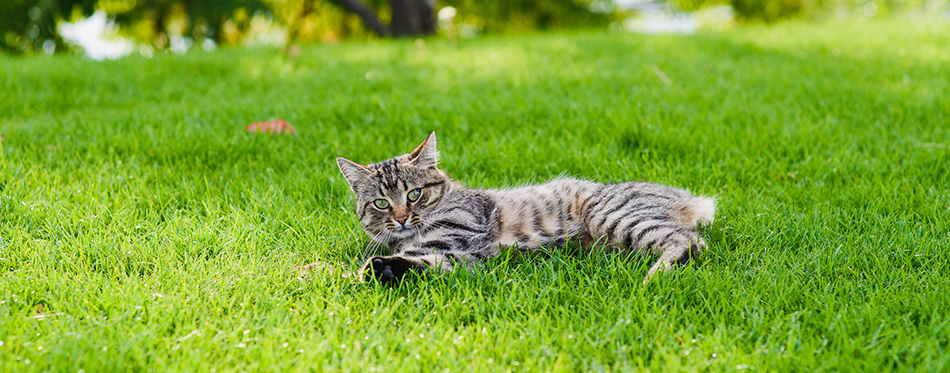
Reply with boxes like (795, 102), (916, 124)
(408, 131), (439, 169)
(337, 157), (372, 191)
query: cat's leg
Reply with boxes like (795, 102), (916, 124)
(642, 229), (704, 284)
(362, 251), (484, 285)
(587, 209), (703, 282)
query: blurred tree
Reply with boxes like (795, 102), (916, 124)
(440, 0), (609, 33)
(667, 0), (728, 12)
(3, 0), (611, 54)
(277, 0), (387, 46)
(5, 0), (936, 55)
(0, 0), (96, 54)
(327, 0), (391, 36)
(108, 0), (271, 48)
(730, 0), (809, 22)
(281, 0), (610, 46)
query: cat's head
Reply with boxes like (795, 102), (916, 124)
(337, 132), (450, 240)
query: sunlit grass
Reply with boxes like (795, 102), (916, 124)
(1, 17), (949, 371)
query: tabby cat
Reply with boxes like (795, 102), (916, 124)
(337, 132), (715, 284)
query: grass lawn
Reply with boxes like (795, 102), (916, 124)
(1, 17), (949, 371)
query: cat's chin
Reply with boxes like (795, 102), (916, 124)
(388, 229), (416, 239)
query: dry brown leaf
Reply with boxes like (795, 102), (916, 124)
(245, 119), (296, 134)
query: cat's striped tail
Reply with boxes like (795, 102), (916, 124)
(676, 195), (716, 227)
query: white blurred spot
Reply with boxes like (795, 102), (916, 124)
(170, 36), (193, 54)
(138, 45), (155, 58)
(621, 3), (734, 34)
(438, 7), (457, 21)
(863, 2), (878, 17)
(58, 10), (134, 60)
(202, 38), (217, 51)
(624, 12), (697, 34)
(42, 39), (56, 54)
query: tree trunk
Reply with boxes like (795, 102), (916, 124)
(416, 0), (436, 35)
(389, 0), (419, 37)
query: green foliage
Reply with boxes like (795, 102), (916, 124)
(1, 0), (610, 53)
(2, 0), (280, 53)
(269, 0), (380, 43)
(279, 0), (612, 41)
(1, 18), (950, 371)
(440, 0), (611, 33)
(0, 0), (96, 54)
(668, 0), (730, 12)
(108, 0), (271, 48)
(730, 0), (811, 22)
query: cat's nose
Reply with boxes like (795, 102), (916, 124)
(394, 215), (409, 225)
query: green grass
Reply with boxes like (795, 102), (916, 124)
(2, 17), (949, 371)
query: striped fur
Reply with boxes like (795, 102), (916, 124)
(337, 132), (716, 285)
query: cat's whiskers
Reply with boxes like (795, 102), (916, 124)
(361, 229), (389, 259)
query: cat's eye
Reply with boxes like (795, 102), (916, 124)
(407, 188), (422, 202)
(373, 199), (390, 209)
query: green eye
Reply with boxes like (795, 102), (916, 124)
(373, 199), (390, 209)
(407, 188), (422, 202)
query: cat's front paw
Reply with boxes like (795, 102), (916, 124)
(362, 256), (426, 285)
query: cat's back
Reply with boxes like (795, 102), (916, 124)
(484, 177), (603, 211)
(429, 183), (498, 226)
(480, 178), (602, 246)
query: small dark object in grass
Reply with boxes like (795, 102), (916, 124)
(364, 256), (426, 286)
